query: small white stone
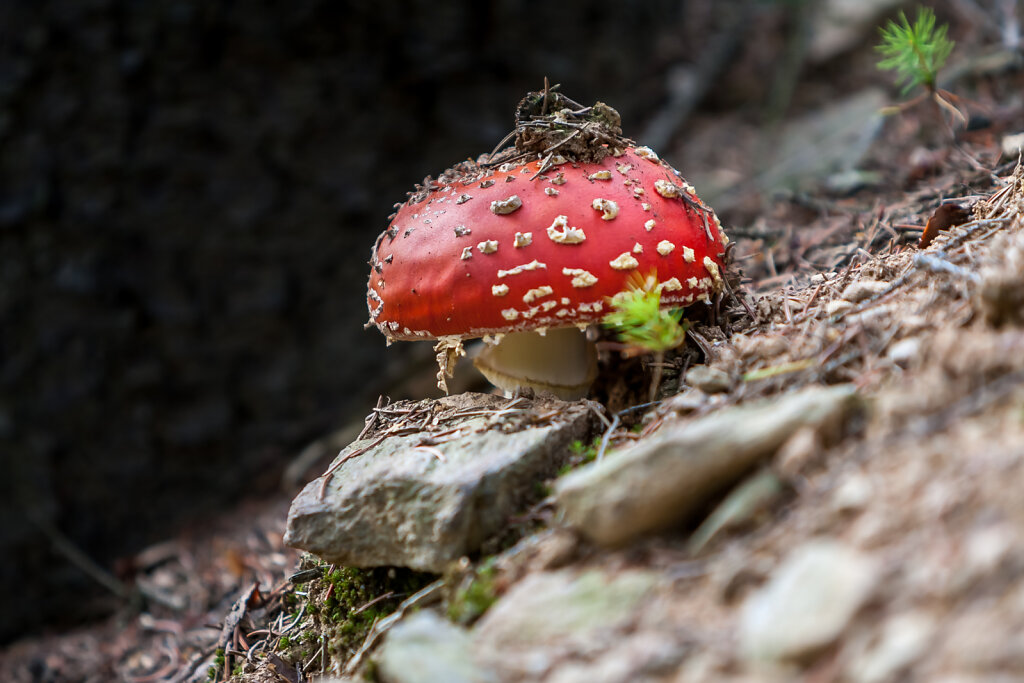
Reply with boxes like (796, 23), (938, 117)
(1002, 131), (1024, 158)
(887, 337), (921, 368)
(832, 473), (873, 512)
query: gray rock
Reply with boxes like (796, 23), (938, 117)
(809, 0), (904, 62)
(740, 540), (879, 662)
(684, 365), (732, 394)
(285, 393), (593, 572)
(475, 569), (657, 648)
(377, 610), (494, 683)
(543, 631), (684, 683)
(846, 611), (935, 683)
(556, 385), (861, 547)
(756, 89), (886, 197)
(473, 569), (658, 679)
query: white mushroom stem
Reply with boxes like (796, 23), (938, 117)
(472, 327), (598, 400)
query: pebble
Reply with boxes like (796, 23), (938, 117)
(473, 569), (657, 679)
(740, 540), (878, 662)
(735, 334), (789, 361)
(662, 387), (707, 414)
(831, 473), (873, 513)
(810, 271), (836, 284)
(826, 299), (854, 316)
(684, 365), (732, 394)
(1002, 131), (1024, 158)
(845, 612), (936, 683)
(774, 426), (821, 478)
(887, 337), (921, 368)
(377, 610), (493, 683)
(841, 280), (889, 303)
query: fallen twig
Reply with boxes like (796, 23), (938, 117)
(596, 414), (621, 463)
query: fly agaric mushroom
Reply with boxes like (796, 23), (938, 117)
(366, 90), (728, 399)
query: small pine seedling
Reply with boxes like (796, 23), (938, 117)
(876, 7), (954, 95)
(602, 275), (687, 353)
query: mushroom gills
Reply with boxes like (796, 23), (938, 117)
(472, 327), (598, 401)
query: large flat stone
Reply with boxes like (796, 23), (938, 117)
(285, 393), (593, 572)
(556, 384), (861, 547)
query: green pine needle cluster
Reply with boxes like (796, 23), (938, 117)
(602, 285), (687, 353)
(876, 7), (954, 94)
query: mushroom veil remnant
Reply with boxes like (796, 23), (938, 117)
(366, 87), (729, 399)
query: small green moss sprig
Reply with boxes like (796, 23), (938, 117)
(875, 7), (967, 127)
(876, 7), (954, 95)
(447, 560), (499, 624)
(602, 275), (687, 354)
(603, 273), (689, 401)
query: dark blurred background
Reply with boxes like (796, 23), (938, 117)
(0, 0), (926, 643)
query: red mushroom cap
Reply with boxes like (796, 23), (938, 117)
(367, 146), (728, 342)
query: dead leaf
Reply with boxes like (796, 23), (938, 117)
(919, 202), (972, 249)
